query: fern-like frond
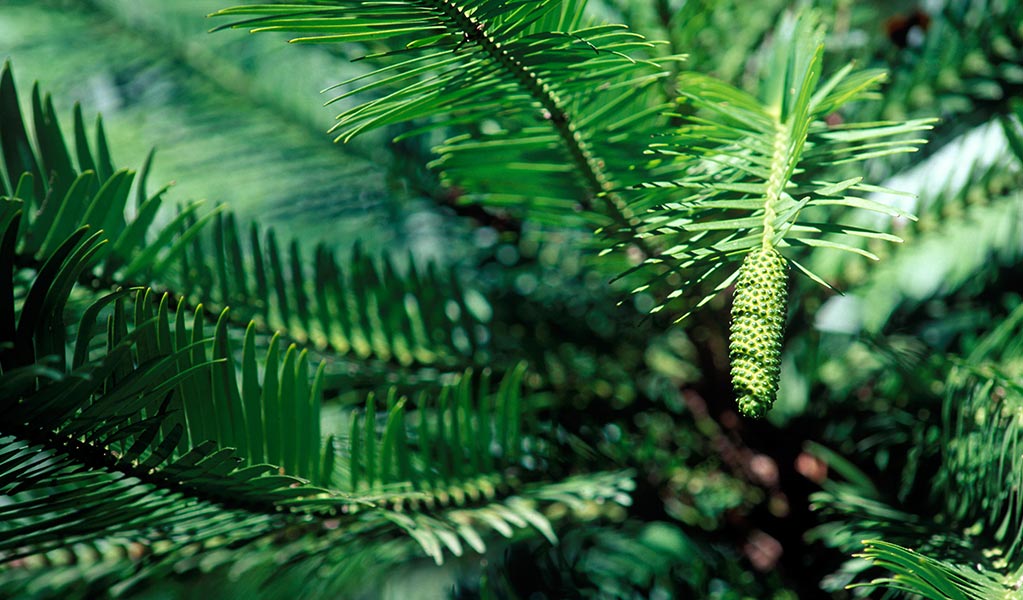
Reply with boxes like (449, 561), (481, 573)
(0, 60), (494, 390)
(813, 304), (1023, 597)
(0, 201), (634, 595)
(624, 11), (933, 416)
(376, 470), (635, 565)
(0, 61), (209, 279)
(339, 364), (536, 503)
(211, 6), (938, 418)
(0, 62), (637, 593)
(855, 541), (1012, 600)
(171, 212), (491, 372)
(937, 329), (1023, 563)
(212, 0), (679, 243)
(632, 13), (930, 316)
(0, 213), (331, 561)
(320, 363), (632, 565)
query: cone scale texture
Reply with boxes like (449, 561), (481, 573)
(729, 247), (789, 418)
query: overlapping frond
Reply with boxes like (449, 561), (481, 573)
(0, 61), (209, 280)
(0, 242), (633, 583)
(171, 212), (492, 372)
(377, 470), (635, 566)
(628, 12), (932, 319)
(325, 364), (633, 568)
(0, 60), (493, 385)
(6, 1), (1018, 597)
(1, 256), (631, 587)
(212, 0), (679, 237)
(210, 5), (938, 417)
(812, 302), (1023, 598)
(617, 12), (933, 415)
(855, 541), (1010, 600)
(937, 315), (1023, 564)
(344, 364), (530, 498)
(0, 211), (332, 562)
(0, 61), (638, 595)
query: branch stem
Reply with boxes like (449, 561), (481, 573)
(761, 121), (791, 250)
(428, 1), (654, 257)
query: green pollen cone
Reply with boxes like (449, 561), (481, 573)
(729, 247), (789, 418)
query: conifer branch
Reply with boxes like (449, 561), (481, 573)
(429, 0), (653, 255)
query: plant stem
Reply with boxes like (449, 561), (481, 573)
(761, 121), (791, 250)
(428, 0), (655, 258)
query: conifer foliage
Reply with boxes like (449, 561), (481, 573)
(1, 0), (1020, 598)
